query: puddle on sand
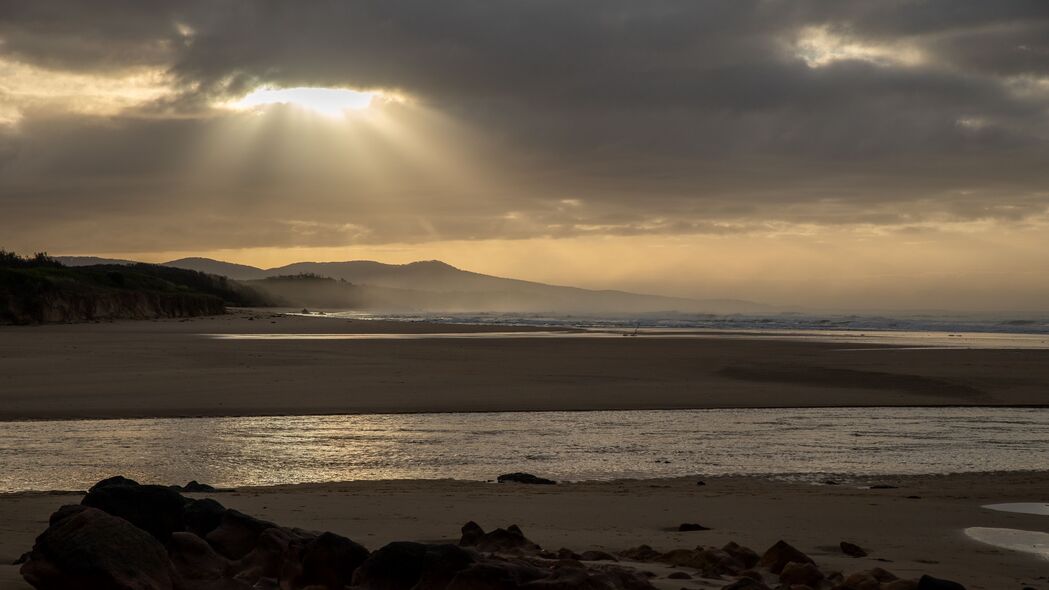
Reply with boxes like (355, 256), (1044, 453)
(983, 503), (1049, 516)
(965, 527), (1049, 559)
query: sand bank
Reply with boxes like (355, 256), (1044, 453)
(1, 310), (1048, 420)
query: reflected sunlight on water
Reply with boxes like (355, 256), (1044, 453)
(1, 407), (1048, 492)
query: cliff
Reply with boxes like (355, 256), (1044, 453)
(0, 252), (272, 325)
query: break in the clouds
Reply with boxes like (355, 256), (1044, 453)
(1, 0), (1048, 307)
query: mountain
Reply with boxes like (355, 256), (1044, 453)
(163, 257), (770, 314)
(162, 257), (271, 281)
(55, 256), (136, 266)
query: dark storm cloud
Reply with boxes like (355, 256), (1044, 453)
(1, 0), (1048, 252)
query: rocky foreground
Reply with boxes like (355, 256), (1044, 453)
(12, 477), (973, 590)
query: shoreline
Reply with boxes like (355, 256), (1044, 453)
(4, 473), (1048, 589)
(5, 469), (1049, 497)
(2, 403), (1048, 424)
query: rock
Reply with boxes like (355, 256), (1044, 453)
(459, 522), (541, 554)
(696, 480), (706, 486)
(722, 578), (771, 590)
(779, 562), (823, 587)
(177, 480), (218, 493)
(667, 571), (692, 579)
(840, 541), (868, 557)
(233, 526), (316, 582)
(722, 542), (759, 569)
(205, 509), (279, 560)
(578, 550), (618, 561)
(917, 575), (967, 590)
(677, 523), (709, 532)
(88, 475), (141, 492)
(660, 547), (745, 577)
(884, 580), (920, 590)
(48, 504), (88, 526)
(352, 542), (476, 590)
(844, 568), (898, 590)
(185, 498), (227, 537)
(20, 506), (175, 590)
(757, 541), (814, 574)
(496, 473), (556, 485)
(618, 545), (661, 562)
(168, 531), (231, 581)
(444, 561), (546, 590)
(12, 552), (30, 565)
(556, 548), (582, 560)
(81, 480), (188, 541)
(870, 484), (898, 490)
(280, 531), (370, 590)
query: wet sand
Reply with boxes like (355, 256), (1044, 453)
(2, 473), (1048, 590)
(1, 309), (1048, 420)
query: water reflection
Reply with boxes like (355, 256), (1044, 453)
(1, 408), (1048, 492)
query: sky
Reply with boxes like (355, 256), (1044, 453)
(1, 0), (1048, 310)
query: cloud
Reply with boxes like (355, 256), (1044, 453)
(1, 0), (1048, 259)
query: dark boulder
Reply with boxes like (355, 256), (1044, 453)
(81, 481), (187, 541)
(578, 550), (618, 562)
(88, 475), (140, 492)
(756, 540), (814, 574)
(779, 561), (823, 586)
(496, 473), (556, 485)
(677, 523), (709, 532)
(175, 481), (217, 493)
(205, 509), (278, 560)
(230, 526), (314, 582)
(721, 578), (771, 590)
(167, 531), (231, 582)
(184, 498), (227, 537)
(617, 545), (661, 562)
(280, 531), (370, 590)
(460, 522), (542, 554)
(918, 575), (966, 590)
(840, 540), (868, 558)
(352, 542), (476, 590)
(722, 542), (759, 569)
(20, 506), (175, 590)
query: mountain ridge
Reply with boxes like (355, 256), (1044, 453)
(57, 256), (771, 314)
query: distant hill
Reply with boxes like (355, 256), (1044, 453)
(2, 252), (271, 324)
(163, 257), (770, 314)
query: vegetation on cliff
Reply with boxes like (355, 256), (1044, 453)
(0, 250), (273, 324)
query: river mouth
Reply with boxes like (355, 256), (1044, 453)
(1, 407), (1048, 493)
(965, 527), (1049, 560)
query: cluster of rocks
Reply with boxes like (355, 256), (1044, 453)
(18, 477), (652, 590)
(615, 539), (966, 590)
(17, 476), (968, 590)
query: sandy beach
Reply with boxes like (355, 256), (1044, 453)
(3, 473), (1048, 590)
(1, 310), (1048, 420)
